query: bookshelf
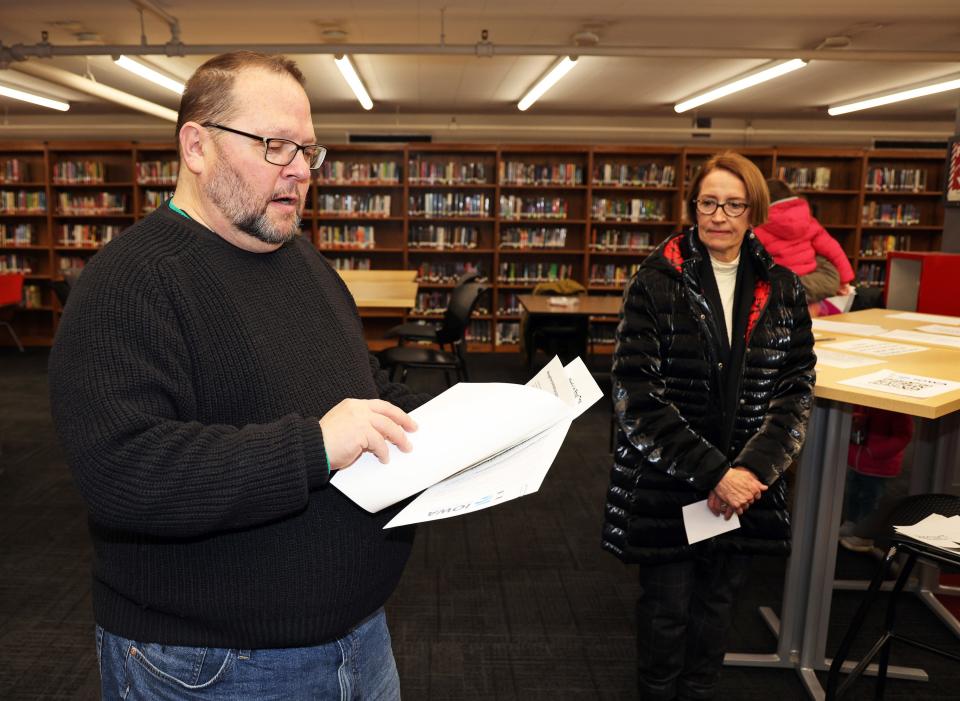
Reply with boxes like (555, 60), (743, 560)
(0, 142), (946, 351)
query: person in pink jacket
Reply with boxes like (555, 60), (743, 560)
(755, 179), (855, 307)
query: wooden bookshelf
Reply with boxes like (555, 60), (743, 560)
(0, 142), (946, 350)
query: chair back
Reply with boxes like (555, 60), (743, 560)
(436, 281), (486, 346)
(0, 273), (25, 307)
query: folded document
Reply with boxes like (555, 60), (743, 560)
(331, 356), (603, 526)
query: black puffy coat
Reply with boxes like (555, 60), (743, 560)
(602, 227), (816, 565)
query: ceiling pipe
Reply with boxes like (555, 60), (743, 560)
(2, 42), (959, 63)
(11, 61), (178, 121)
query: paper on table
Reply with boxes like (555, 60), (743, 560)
(917, 324), (960, 337)
(812, 319), (886, 337)
(838, 369), (960, 398)
(821, 338), (928, 357)
(330, 381), (571, 513)
(682, 499), (740, 545)
(879, 328), (960, 350)
(894, 514), (960, 552)
(822, 290), (856, 314)
(888, 312), (960, 325)
(814, 348), (885, 369)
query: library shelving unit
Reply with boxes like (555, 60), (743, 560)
(0, 142), (946, 351)
(0, 141), (53, 344)
(406, 144), (498, 351)
(857, 149), (945, 288)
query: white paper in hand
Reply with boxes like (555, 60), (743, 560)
(682, 499), (740, 545)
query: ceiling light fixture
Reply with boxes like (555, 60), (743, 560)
(517, 56), (579, 112)
(113, 55), (185, 95)
(334, 55), (373, 110)
(828, 73), (960, 116)
(0, 82), (70, 111)
(674, 58), (808, 114)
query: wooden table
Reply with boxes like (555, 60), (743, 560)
(726, 309), (960, 699)
(336, 269), (418, 310)
(517, 294), (621, 318)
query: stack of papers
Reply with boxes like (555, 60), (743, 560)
(894, 514), (960, 555)
(331, 356), (603, 527)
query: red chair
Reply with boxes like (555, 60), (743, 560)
(0, 273), (25, 352)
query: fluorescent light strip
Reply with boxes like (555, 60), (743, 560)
(518, 56), (578, 112)
(114, 55), (185, 95)
(829, 75), (960, 116)
(0, 83), (70, 111)
(334, 55), (373, 110)
(674, 59), (808, 114)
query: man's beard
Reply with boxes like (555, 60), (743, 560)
(203, 153), (302, 245)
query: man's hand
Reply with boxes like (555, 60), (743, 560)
(319, 399), (418, 470)
(710, 467), (767, 520)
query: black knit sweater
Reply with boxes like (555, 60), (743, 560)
(48, 205), (428, 648)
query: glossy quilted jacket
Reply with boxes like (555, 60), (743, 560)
(603, 228), (816, 564)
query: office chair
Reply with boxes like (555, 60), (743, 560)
(0, 273), (26, 352)
(826, 493), (960, 700)
(383, 270), (481, 350)
(522, 278), (588, 369)
(378, 279), (487, 387)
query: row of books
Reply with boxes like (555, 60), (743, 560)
(496, 322), (520, 345)
(499, 195), (569, 220)
(866, 167), (929, 192)
(52, 161), (108, 184)
(592, 163), (676, 188)
(856, 262), (886, 286)
(318, 225), (376, 249)
(137, 161), (179, 185)
(498, 161), (584, 186)
(328, 257), (372, 271)
(142, 189), (176, 213)
(415, 261), (486, 284)
(318, 194), (392, 217)
(57, 193), (128, 215)
(408, 193), (491, 217)
(589, 228), (653, 252)
(1, 190), (46, 213)
(0, 223), (34, 245)
(465, 319), (493, 344)
(592, 198), (667, 222)
(58, 256), (87, 271)
(496, 292), (523, 316)
(589, 263), (640, 285)
(317, 161), (400, 185)
(22, 284), (44, 309)
(860, 234), (911, 257)
(777, 166), (832, 191)
(497, 261), (575, 284)
(408, 225), (479, 249)
(0, 159), (28, 184)
(588, 325), (616, 345)
(412, 290), (490, 316)
(58, 224), (123, 248)
(0, 254), (35, 274)
(499, 226), (568, 249)
(408, 158), (488, 185)
(862, 202), (921, 226)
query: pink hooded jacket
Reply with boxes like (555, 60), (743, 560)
(753, 198), (855, 282)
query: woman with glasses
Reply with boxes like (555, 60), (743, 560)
(602, 151), (816, 700)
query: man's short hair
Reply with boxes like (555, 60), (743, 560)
(765, 178), (795, 204)
(685, 151), (770, 228)
(175, 51), (306, 155)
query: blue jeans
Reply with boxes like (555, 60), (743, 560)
(96, 608), (400, 700)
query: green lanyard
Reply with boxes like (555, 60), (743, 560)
(168, 199), (192, 220)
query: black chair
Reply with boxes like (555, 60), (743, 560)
(378, 279), (487, 387)
(383, 270), (480, 350)
(826, 493), (960, 700)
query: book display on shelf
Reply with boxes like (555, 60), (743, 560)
(0, 142), (947, 351)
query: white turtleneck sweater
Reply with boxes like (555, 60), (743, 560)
(710, 254), (740, 344)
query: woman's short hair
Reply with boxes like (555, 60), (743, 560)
(175, 51), (305, 154)
(765, 178), (795, 204)
(685, 151), (770, 228)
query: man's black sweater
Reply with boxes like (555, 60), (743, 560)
(48, 205), (427, 648)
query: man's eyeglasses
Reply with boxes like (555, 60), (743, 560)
(203, 123), (327, 170)
(693, 198), (750, 218)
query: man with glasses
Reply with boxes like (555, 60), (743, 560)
(49, 51), (426, 700)
(603, 151), (816, 699)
